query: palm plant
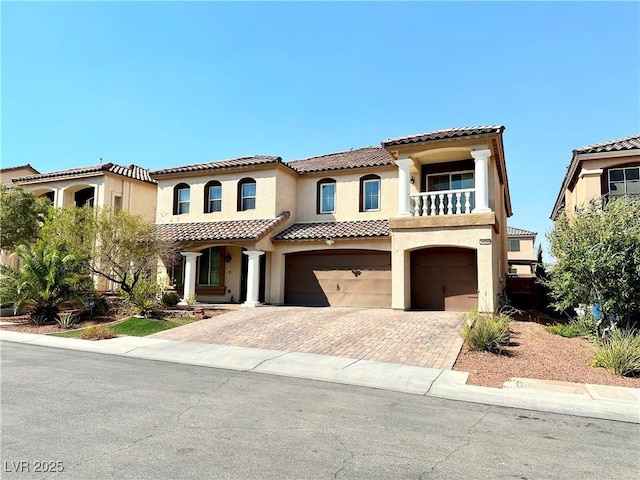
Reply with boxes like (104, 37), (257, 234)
(0, 242), (89, 323)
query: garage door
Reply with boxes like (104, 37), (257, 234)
(410, 247), (477, 311)
(284, 249), (391, 307)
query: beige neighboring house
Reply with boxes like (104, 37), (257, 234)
(506, 226), (537, 277)
(0, 164), (39, 185)
(9, 162), (158, 290)
(153, 125), (512, 312)
(551, 134), (640, 220)
(1, 165), (41, 269)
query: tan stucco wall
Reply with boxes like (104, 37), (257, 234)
(155, 168), (289, 224)
(294, 167), (397, 222)
(507, 237), (535, 277)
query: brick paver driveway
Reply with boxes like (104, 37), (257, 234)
(152, 306), (464, 369)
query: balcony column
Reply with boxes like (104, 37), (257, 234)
(243, 250), (265, 308)
(471, 148), (492, 213)
(395, 157), (413, 217)
(180, 251), (202, 304)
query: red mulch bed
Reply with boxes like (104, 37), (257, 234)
(0, 314), (118, 335)
(453, 319), (640, 388)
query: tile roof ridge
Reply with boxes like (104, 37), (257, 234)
(287, 146), (382, 163)
(383, 125), (504, 143)
(574, 134), (640, 153)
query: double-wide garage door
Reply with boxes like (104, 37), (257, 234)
(411, 247), (478, 311)
(284, 249), (391, 308)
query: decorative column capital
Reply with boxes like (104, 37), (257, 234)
(471, 149), (492, 161)
(243, 250), (265, 259)
(394, 157), (414, 169)
(181, 251), (202, 259)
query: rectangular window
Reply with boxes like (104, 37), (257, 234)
(113, 196), (123, 213)
(241, 183), (256, 211)
(198, 247), (223, 286)
(508, 239), (521, 252)
(177, 188), (190, 214)
(208, 185), (222, 212)
(363, 179), (380, 211)
(426, 171), (475, 213)
(320, 183), (335, 213)
(609, 166), (640, 196)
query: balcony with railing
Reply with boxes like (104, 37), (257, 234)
(409, 188), (476, 217)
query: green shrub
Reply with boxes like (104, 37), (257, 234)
(547, 314), (596, 338)
(460, 310), (511, 352)
(79, 325), (116, 341)
(162, 291), (181, 307)
(31, 313), (49, 326)
(55, 312), (78, 329)
(592, 329), (640, 377)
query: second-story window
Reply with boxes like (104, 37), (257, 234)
(174, 183), (190, 215)
(360, 174), (380, 212)
(426, 171), (475, 213)
(238, 178), (256, 211)
(508, 239), (521, 252)
(609, 166), (640, 196)
(317, 178), (336, 214)
(204, 181), (222, 213)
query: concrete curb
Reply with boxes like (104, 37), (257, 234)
(2, 331), (638, 424)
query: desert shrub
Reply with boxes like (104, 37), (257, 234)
(125, 274), (162, 317)
(461, 310), (511, 352)
(547, 313), (596, 338)
(162, 291), (181, 307)
(79, 325), (116, 340)
(55, 312), (78, 329)
(592, 329), (640, 377)
(185, 293), (196, 306)
(31, 313), (49, 326)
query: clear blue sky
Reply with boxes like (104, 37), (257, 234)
(2, 1), (639, 256)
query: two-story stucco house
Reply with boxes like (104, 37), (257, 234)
(152, 125), (512, 312)
(506, 226), (537, 277)
(551, 134), (640, 220)
(9, 162), (158, 290)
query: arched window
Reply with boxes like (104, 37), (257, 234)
(359, 174), (380, 212)
(317, 178), (336, 214)
(173, 183), (190, 215)
(237, 178), (256, 211)
(204, 180), (222, 213)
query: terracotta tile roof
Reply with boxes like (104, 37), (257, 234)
(273, 219), (389, 241)
(382, 126), (505, 147)
(150, 156), (285, 176)
(573, 134), (640, 154)
(12, 163), (155, 184)
(0, 164), (39, 174)
(287, 147), (395, 174)
(156, 211), (290, 243)
(507, 226), (536, 237)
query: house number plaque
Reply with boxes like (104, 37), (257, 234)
(479, 239), (492, 245)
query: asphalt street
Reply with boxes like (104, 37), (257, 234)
(1, 342), (638, 480)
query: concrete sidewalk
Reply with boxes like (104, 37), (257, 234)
(1, 330), (638, 424)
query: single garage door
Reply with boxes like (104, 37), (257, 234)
(284, 249), (391, 308)
(410, 247), (478, 311)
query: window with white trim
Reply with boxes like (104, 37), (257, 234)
(426, 170), (475, 212)
(205, 181), (222, 213)
(238, 178), (256, 211)
(360, 175), (380, 212)
(317, 179), (336, 214)
(174, 183), (190, 215)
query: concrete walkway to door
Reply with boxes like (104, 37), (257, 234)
(152, 306), (464, 369)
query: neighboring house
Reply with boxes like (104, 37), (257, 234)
(152, 125), (512, 312)
(551, 134), (640, 220)
(10, 162), (157, 290)
(0, 164), (39, 185)
(506, 226), (537, 277)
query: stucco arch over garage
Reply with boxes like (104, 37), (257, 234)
(391, 225), (499, 312)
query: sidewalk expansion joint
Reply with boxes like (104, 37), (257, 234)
(341, 359), (361, 370)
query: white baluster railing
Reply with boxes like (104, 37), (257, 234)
(409, 188), (476, 217)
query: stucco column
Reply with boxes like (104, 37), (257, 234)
(395, 157), (413, 217)
(471, 149), (492, 213)
(180, 251), (202, 303)
(243, 250), (265, 308)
